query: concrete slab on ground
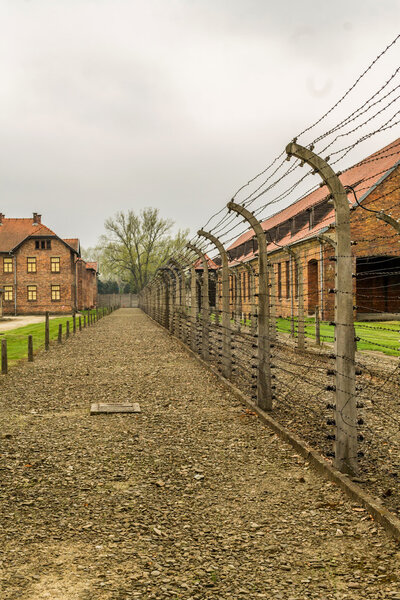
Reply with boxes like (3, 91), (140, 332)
(90, 402), (141, 414)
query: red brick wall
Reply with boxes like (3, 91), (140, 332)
(1, 237), (76, 315)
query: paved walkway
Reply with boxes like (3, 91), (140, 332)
(0, 314), (70, 332)
(0, 309), (399, 600)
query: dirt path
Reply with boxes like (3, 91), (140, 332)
(0, 308), (399, 600)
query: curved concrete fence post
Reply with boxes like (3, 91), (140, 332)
(198, 229), (232, 380)
(187, 243), (210, 361)
(227, 201), (273, 411)
(286, 142), (357, 475)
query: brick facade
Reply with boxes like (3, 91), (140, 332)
(0, 214), (98, 315)
(216, 139), (400, 322)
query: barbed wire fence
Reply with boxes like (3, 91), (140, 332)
(138, 35), (400, 517)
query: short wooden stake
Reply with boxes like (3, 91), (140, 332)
(73, 314), (76, 334)
(84, 315), (86, 328)
(79, 316), (82, 331)
(45, 312), (50, 351)
(1, 339), (7, 374)
(58, 323), (62, 343)
(28, 335), (33, 362)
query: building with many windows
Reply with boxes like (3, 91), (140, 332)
(224, 137), (400, 322)
(0, 213), (98, 315)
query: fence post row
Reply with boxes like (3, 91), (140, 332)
(286, 142), (357, 475)
(198, 229), (232, 380)
(227, 201), (273, 411)
(187, 243), (210, 361)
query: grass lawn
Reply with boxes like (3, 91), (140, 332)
(276, 317), (400, 356)
(0, 310), (100, 366)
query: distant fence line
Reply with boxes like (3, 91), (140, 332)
(97, 293), (138, 308)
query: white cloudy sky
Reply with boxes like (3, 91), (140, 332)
(1, 0), (399, 247)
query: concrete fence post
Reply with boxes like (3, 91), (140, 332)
(187, 243), (210, 361)
(198, 229), (232, 380)
(227, 201), (273, 411)
(286, 142), (357, 475)
(243, 262), (257, 334)
(190, 265), (198, 352)
(286, 247), (305, 351)
(315, 305), (321, 345)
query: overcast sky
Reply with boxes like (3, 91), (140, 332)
(1, 0), (399, 248)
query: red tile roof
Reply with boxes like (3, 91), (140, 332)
(85, 262), (98, 271)
(63, 238), (80, 252)
(228, 137), (400, 253)
(194, 254), (219, 270)
(0, 218), (57, 253)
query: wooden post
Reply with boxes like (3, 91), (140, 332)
(187, 243), (210, 361)
(227, 202), (272, 410)
(73, 313), (76, 334)
(45, 311), (50, 351)
(198, 230), (232, 379)
(287, 142), (357, 474)
(84, 314), (86, 328)
(1, 338), (7, 374)
(79, 316), (82, 331)
(58, 323), (62, 343)
(66, 320), (70, 339)
(28, 335), (33, 362)
(315, 305), (321, 345)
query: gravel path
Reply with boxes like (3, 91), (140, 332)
(1, 308), (399, 600)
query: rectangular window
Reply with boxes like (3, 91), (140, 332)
(47, 240), (51, 249)
(27, 257), (37, 273)
(3, 257), (13, 273)
(51, 257), (60, 273)
(51, 284), (61, 301)
(35, 240), (40, 249)
(285, 261), (290, 298)
(27, 285), (37, 301)
(277, 263), (282, 299)
(4, 285), (13, 301)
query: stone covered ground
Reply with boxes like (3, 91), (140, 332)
(0, 309), (399, 600)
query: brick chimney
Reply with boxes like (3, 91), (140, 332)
(0, 213), (4, 225)
(33, 212), (42, 225)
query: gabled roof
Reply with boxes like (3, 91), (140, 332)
(63, 238), (80, 252)
(228, 137), (400, 254)
(85, 262), (98, 272)
(0, 219), (57, 253)
(0, 217), (81, 254)
(194, 253), (219, 270)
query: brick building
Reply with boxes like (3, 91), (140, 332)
(0, 213), (98, 315)
(223, 138), (400, 322)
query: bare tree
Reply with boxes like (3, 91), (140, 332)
(99, 208), (188, 291)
